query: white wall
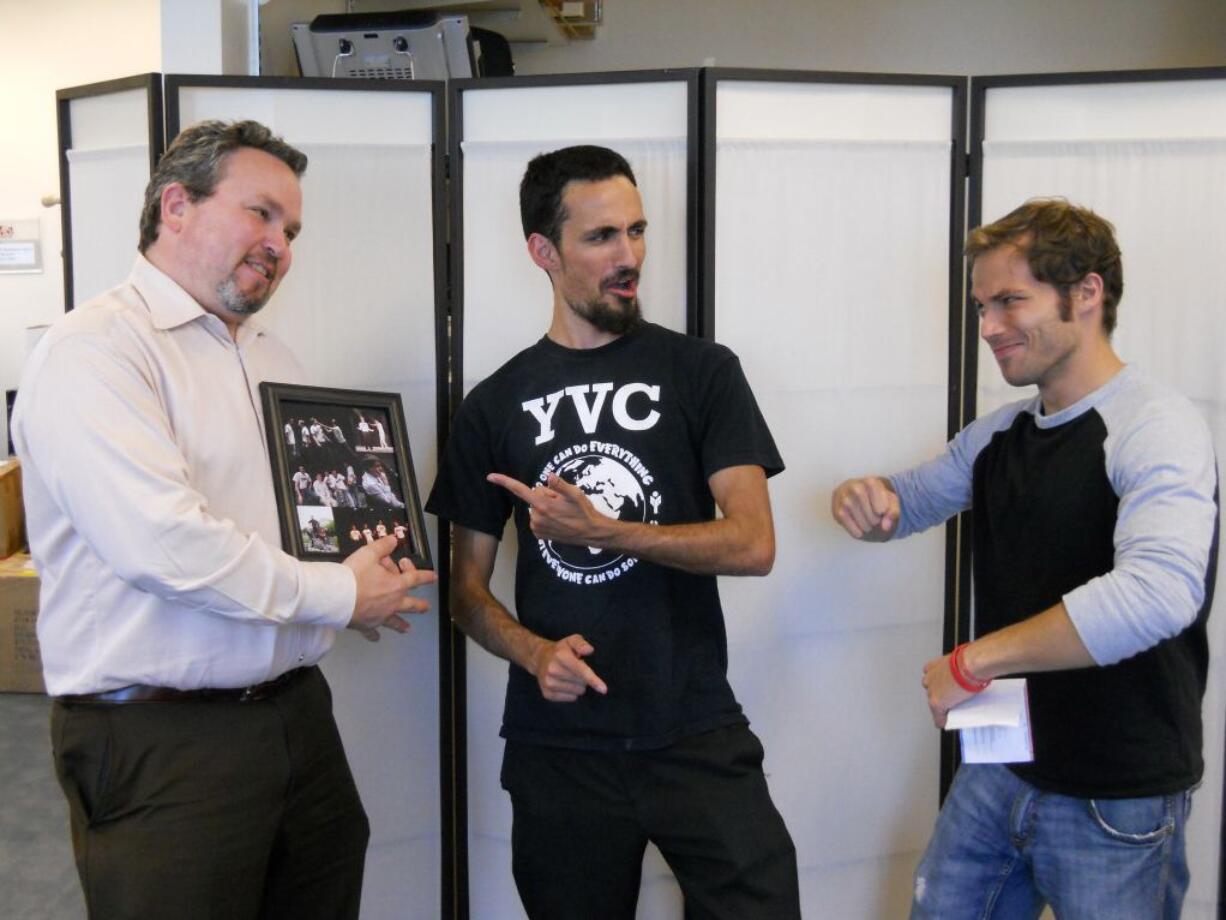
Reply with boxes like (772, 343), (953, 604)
(0, 0), (253, 458)
(161, 0), (255, 75)
(0, 0), (161, 456)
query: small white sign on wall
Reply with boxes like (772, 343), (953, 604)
(0, 220), (42, 273)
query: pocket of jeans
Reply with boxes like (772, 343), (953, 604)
(1088, 794), (1175, 845)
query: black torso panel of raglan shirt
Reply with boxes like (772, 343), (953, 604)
(971, 403), (1217, 798)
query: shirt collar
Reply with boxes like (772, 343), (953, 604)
(128, 253), (268, 341)
(1032, 364), (1134, 429)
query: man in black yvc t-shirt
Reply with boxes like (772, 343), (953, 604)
(427, 145), (800, 919)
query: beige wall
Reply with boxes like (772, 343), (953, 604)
(259, 0), (1226, 78)
(511, 0), (1226, 76)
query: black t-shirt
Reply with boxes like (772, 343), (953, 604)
(427, 322), (783, 750)
(973, 409), (1215, 797)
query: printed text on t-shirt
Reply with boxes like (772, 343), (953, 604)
(521, 382), (661, 445)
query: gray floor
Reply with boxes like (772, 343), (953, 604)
(0, 692), (84, 919)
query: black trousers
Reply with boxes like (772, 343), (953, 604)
(501, 723), (801, 920)
(51, 667), (369, 920)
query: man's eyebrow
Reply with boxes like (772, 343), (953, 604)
(585, 220), (648, 235)
(976, 287), (1024, 304)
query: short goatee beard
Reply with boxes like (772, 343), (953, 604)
(569, 295), (642, 335)
(216, 275), (270, 316)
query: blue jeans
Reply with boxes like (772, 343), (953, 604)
(910, 763), (1191, 920)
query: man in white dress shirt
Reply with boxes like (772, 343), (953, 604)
(12, 119), (435, 920)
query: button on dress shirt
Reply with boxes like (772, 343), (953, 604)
(12, 256), (356, 695)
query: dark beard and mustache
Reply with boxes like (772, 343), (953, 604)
(567, 269), (643, 334)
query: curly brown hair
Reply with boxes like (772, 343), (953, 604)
(966, 199), (1123, 334)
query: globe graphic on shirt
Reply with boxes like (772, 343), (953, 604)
(548, 454), (646, 570)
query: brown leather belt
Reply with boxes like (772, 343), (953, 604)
(58, 666), (311, 705)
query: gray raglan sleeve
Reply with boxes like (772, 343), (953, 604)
(891, 401), (1028, 540)
(1063, 395), (1218, 665)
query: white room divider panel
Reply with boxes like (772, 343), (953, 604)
(168, 77), (445, 920)
(452, 71), (698, 920)
(973, 69), (1226, 920)
(57, 75), (161, 309)
(706, 71), (963, 918)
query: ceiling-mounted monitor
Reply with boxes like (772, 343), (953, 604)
(292, 10), (512, 81)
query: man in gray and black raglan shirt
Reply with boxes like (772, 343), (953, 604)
(833, 199), (1219, 919)
(427, 146), (801, 920)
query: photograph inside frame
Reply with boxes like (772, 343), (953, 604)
(261, 383), (432, 570)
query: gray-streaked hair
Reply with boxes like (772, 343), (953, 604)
(138, 120), (307, 253)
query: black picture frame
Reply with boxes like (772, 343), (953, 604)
(260, 382), (432, 570)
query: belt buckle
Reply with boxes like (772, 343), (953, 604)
(238, 685), (260, 703)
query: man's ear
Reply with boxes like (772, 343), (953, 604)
(159, 183), (191, 235)
(1073, 272), (1105, 321)
(527, 232), (559, 273)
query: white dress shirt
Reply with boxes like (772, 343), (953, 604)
(12, 256), (356, 695)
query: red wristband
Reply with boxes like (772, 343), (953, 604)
(949, 643), (991, 693)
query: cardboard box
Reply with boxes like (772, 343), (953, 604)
(0, 458), (25, 557)
(0, 553), (44, 694)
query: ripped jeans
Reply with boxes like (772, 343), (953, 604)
(910, 763), (1191, 920)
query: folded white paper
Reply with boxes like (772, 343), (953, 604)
(944, 678), (1033, 764)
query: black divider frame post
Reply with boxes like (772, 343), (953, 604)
(968, 65), (1226, 919)
(444, 68), (701, 919)
(55, 73), (164, 312)
(165, 72), (454, 918)
(699, 68), (967, 799)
